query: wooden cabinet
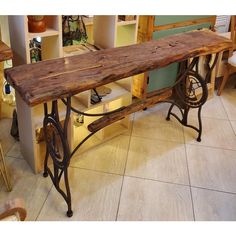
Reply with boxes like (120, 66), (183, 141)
(8, 15), (138, 173)
(133, 16), (217, 99)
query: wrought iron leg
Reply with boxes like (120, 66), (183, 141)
(196, 106), (202, 142)
(166, 103), (174, 121)
(165, 54), (219, 142)
(43, 148), (49, 177)
(43, 98), (73, 217)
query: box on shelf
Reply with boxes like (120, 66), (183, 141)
(118, 15), (136, 21)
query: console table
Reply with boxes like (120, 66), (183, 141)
(5, 30), (232, 217)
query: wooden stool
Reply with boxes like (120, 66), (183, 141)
(0, 142), (12, 191)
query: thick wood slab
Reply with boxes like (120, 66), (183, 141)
(0, 41), (12, 62)
(5, 30), (232, 106)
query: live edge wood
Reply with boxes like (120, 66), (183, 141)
(0, 41), (12, 62)
(5, 30), (232, 107)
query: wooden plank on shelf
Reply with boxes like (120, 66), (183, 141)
(5, 30), (232, 107)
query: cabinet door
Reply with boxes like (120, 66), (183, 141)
(148, 16), (215, 93)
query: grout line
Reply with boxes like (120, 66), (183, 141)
(124, 174), (190, 188)
(69, 165), (123, 177)
(218, 91), (231, 120)
(191, 185), (236, 196)
(115, 114), (134, 221)
(218, 92), (236, 135)
(5, 154), (23, 160)
(185, 142), (236, 152)
(3, 140), (17, 157)
(183, 135), (196, 221)
(130, 134), (185, 145)
(35, 184), (54, 221)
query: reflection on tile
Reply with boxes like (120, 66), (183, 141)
(0, 118), (15, 154)
(0, 157), (52, 220)
(220, 88), (236, 120)
(6, 141), (21, 158)
(117, 176), (193, 221)
(192, 187), (236, 221)
(71, 135), (130, 175)
(188, 96), (228, 120)
(187, 145), (236, 193)
(184, 117), (236, 150)
(133, 104), (184, 143)
(125, 136), (189, 185)
(37, 168), (123, 221)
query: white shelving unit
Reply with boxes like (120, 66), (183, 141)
(8, 15), (138, 173)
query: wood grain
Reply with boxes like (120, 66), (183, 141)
(0, 41), (12, 62)
(5, 30), (232, 107)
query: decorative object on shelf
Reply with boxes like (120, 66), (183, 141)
(62, 15), (88, 46)
(92, 86), (112, 97)
(10, 109), (19, 141)
(118, 15), (136, 21)
(29, 38), (41, 63)
(2, 80), (15, 106)
(90, 86), (112, 104)
(27, 16), (46, 33)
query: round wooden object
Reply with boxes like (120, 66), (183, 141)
(28, 16), (46, 33)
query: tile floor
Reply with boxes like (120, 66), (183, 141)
(1, 80), (236, 221)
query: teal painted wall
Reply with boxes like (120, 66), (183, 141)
(147, 16), (214, 92)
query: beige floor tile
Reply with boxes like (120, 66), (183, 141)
(188, 95), (228, 120)
(184, 117), (236, 150)
(192, 187), (236, 221)
(117, 176), (194, 221)
(6, 141), (22, 158)
(220, 88), (236, 120)
(133, 103), (184, 143)
(125, 136), (189, 185)
(186, 145), (236, 193)
(0, 157), (52, 220)
(71, 135), (130, 174)
(37, 168), (123, 221)
(0, 118), (16, 154)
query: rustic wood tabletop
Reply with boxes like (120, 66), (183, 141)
(4, 30), (232, 107)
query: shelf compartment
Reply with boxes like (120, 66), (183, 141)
(72, 105), (104, 153)
(28, 28), (60, 40)
(117, 20), (137, 27)
(89, 82), (131, 108)
(115, 24), (137, 47)
(115, 77), (132, 92)
(32, 97), (87, 129)
(101, 96), (132, 139)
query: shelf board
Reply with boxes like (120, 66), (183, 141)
(28, 28), (59, 40)
(117, 20), (137, 27)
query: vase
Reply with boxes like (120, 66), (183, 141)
(28, 15), (46, 33)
